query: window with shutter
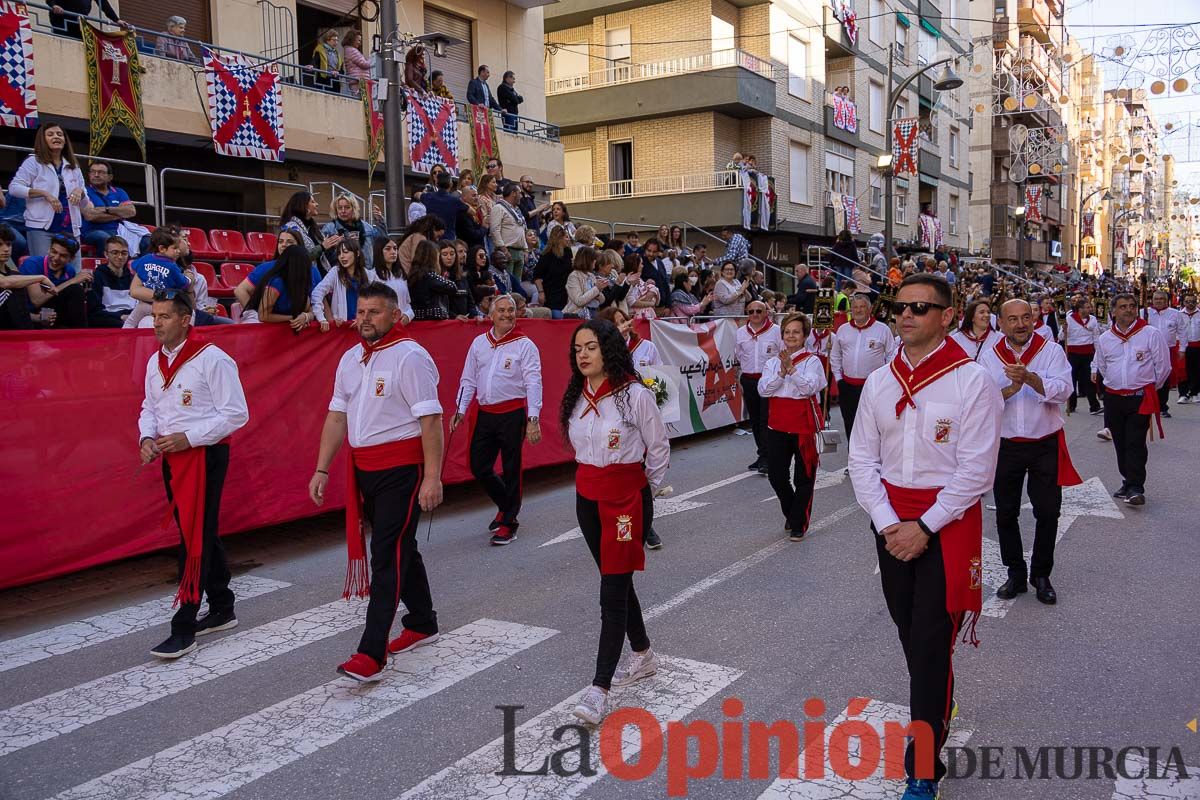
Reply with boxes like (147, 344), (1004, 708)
(423, 6), (473, 104)
(120, 0), (211, 44)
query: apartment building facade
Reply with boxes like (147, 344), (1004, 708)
(543, 0), (971, 278)
(3, 0), (564, 231)
(1099, 87), (1165, 276)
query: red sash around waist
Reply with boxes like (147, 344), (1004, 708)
(1105, 385), (1164, 439)
(1189, 341), (1200, 350)
(161, 436), (231, 607)
(576, 462), (648, 575)
(1004, 429), (1082, 486)
(479, 397), (527, 415)
(841, 375), (867, 386)
(883, 480), (982, 646)
(1065, 344), (1095, 356)
(742, 372), (762, 380)
(768, 396), (823, 478)
(343, 438), (425, 598)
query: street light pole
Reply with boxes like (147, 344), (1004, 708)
(1076, 187), (1112, 273)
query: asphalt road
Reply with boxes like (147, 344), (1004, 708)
(2, 400), (1198, 800)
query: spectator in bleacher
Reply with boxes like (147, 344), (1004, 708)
(370, 234), (414, 325)
(540, 201), (575, 242)
(80, 160), (136, 254)
(9, 123), (89, 267)
(623, 231), (641, 257)
(342, 30), (371, 95)
(829, 229), (860, 286)
(233, 230), (300, 308)
(498, 71), (523, 132)
(312, 239), (376, 329)
(595, 249), (631, 314)
(321, 193), (384, 270)
(489, 181), (528, 282)
(126, 227), (191, 328)
(486, 158), (505, 184)
(155, 15), (200, 63)
(398, 215), (445, 274)
(670, 268), (714, 319)
(429, 70), (454, 101)
(457, 169), (475, 193)
(443, 240), (478, 319)
(178, 250), (233, 326)
(0, 186), (29, 259)
(624, 254), (659, 321)
(640, 238), (672, 309)
(563, 246), (606, 319)
(422, 172), (471, 241)
(457, 185), (487, 250)
(48, 0), (129, 39)
(280, 191), (335, 273)
(718, 226), (749, 266)
(467, 65), (501, 110)
(712, 261), (750, 317)
(690, 242), (712, 271)
(476, 174), (498, 236)
(245, 244), (319, 332)
(407, 239), (458, 320)
(312, 29), (343, 94)
(407, 185), (427, 225)
(668, 226), (690, 259)
(534, 226), (572, 319)
(20, 234), (90, 328)
(0, 225), (55, 329)
(87, 235), (135, 327)
(787, 263), (818, 314)
(518, 174), (548, 226)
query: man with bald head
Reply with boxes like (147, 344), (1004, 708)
(979, 298), (1078, 604)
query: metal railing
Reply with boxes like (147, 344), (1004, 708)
(157, 168), (304, 227)
(553, 170), (739, 203)
(546, 48), (773, 95)
(0, 143), (158, 218)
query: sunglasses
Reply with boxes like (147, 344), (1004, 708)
(890, 300), (948, 316)
(748, 309), (767, 314)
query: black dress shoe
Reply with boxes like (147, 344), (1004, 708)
(1161, 410), (1172, 419)
(1031, 576), (1057, 605)
(747, 459), (763, 471)
(996, 576), (1028, 600)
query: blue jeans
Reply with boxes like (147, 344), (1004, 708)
(194, 309), (234, 326)
(81, 230), (115, 253)
(26, 229), (82, 269)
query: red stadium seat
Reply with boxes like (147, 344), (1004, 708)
(180, 227), (227, 261)
(219, 262), (255, 289)
(192, 261), (231, 299)
(209, 229), (252, 259)
(246, 231), (277, 259)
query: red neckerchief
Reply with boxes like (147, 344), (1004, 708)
(890, 338), (972, 418)
(963, 326), (993, 343)
(1070, 311), (1090, 329)
(359, 325), (412, 365)
(1109, 318), (1148, 343)
(993, 333), (1047, 367)
(1034, 317), (1047, 330)
(786, 348), (818, 368)
(579, 377), (630, 419)
(747, 319), (774, 339)
(626, 331), (642, 353)
(158, 337), (211, 391)
(486, 325), (526, 349)
(849, 317), (874, 331)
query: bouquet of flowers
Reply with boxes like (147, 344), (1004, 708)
(642, 375), (669, 408)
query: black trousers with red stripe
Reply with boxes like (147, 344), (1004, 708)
(765, 428), (817, 533)
(356, 464), (437, 663)
(875, 534), (957, 782)
(469, 408), (525, 525)
(163, 444), (235, 637)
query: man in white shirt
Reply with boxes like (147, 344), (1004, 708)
(979, 299), (1078, 605)
(451, 295), (543, 546)
(735, 300), (782, 473)
(1060, 294), (1102, 415)
(831, 293), (896, 449)
(1180, 292), (1200, 403)
(138, 291), (249, 659)
(1093, 293), (1172, 506)
(1143, 290), (1184, 417)
(848, 273), (1001, 796)
(309, 283), (445, 682)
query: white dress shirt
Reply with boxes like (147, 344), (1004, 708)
(568, 382), (670, 490)
(329, 338), (442, 448)
(735, 321), (783, 376)
(630, 337), (661, 368)
(757, 351), (828, 400)
(1092, 321), (1172, 392)
(138, 339), (249, 447)
(311, 267), (380, 323)
(1061, 313), (1099, 351)
(456, 329), (544, 416)
(830, 320), (897, 382)
(849, 341), (1003, 533)
(805, 329), (834, 359)
(1144, 306), (1185, 349)
(1182, 308), (1200, 344)
(979, 336), (1073, 440)
(949, 329), (1002, 361)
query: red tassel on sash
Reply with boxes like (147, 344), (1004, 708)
(1055, 429), (1082, 486)
(576, 462), (648, 575)
(344, 438), (424, 598)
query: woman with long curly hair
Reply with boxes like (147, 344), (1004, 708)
(559, 319), (670, 725)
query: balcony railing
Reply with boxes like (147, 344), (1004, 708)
(552, 170), (740, 203)
(546, 49), (773, 96)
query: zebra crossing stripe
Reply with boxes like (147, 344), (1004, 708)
(48, 619), (557, 800)
(398, 654), (743, 800)
(0, 575), (290, 674)
(0, 598), (367, 756)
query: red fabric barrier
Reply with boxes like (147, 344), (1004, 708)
(0, 321), (580, 589)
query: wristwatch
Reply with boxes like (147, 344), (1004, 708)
(528, 416), (539, 423)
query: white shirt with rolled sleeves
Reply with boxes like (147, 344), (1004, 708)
(734, 321), (782, 375)
(1092, 322), (1172, 392)
(568, 382), (670, 491)
(138, 340), (249, 447)
(330, 338), (442, 448)
(1061, 313), (1100, 348)
(455, 330), (543, 416)
(978, 337), (1073, 440)
(830, 320), (896, 382)
(757, 352), (828, 401)
(629, 337), (661, 368)
(848, 341), (1003, 534)
(1144, 306), (1185, 349)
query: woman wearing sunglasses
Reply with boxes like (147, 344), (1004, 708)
(757, 311), (827, 541)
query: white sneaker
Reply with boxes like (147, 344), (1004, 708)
(1180, 396), (1193, 405)
(572, 685), (608, 725)
(1097, 427), (1112, 441)
(612, 648), (658, 688)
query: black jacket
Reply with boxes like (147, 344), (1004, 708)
(497, 82), (523, 115)
(466, 78), (500, 110)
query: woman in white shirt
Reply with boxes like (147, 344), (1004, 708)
(711, 261), (749, 317)
(758, 312), (828, 541)
(560, 318), (670, 726)
(950, 299), (1002, 361)
(370, 234), (415, 325)
(541, 201), (576, 242)
(312, 238), (377, 329)
(8, 123), (89, 266)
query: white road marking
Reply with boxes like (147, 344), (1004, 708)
(1111, 754), (1200, 799)
(760, 469), (847, 502)
(541, 472), (758, 547)
(0, 575), (290, 674)
(645, 503), (861, 621)
(49, 619), (557, 800)
(397, 654), (743, 800)
(0, 598), (369, 756)
(757, 699), (974, 799)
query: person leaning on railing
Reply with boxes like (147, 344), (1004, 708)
(48, 0), (130, 39)
(155, 16), (200, 64)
